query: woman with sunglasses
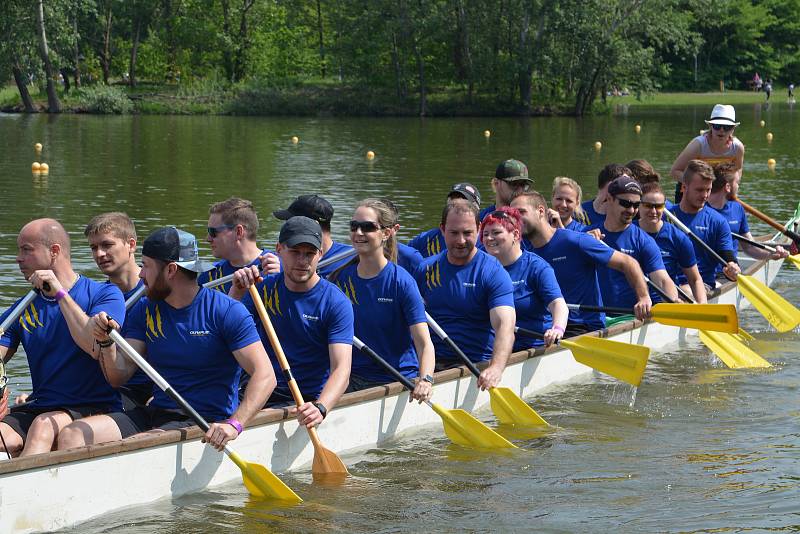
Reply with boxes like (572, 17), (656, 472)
(480, 207), (568, 350)
(635, 183), (707, 303)
(670, 104), (744, 203)
(331, 199), (435, 402)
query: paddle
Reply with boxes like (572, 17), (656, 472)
(731, 232), (800, 270)
(732, 195), (800, 251)
(566, 302), (739, 333)
(247, 285), (349, 482)
(663, 209), (800, 332)
(0, 290), (38, 335)
(514, 326), (650, 387)
(646, 275), (770, 369)
(670, 276), (755, 343)
(352, 336), (516, 449)
(107, 329), (302, 503)
(424, 312), (548, 427)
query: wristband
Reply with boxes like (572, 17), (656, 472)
(312, 401), (327, 419)
(97, 338), (114, 348)
(551, 325), (565, 334)
(225, 418), (243, 434)
(54, 288), (68, 302)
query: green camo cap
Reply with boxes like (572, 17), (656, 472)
(495, 159), (532, 183)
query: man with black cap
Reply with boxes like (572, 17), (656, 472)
(231, 216), (353, 429)
(478, 159), (532, 221)
(587, 176), (679, 309)
(408, 182), (482, 258)
(56, 227), (276, 452)
(273, 194), (352, 279)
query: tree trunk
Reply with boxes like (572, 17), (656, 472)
(12, 63), (35, 113)
(129, 16), (142, 87)
(316, 0), (326, 77)
(73, 15), (81, 88)
(233, 0), (255, 82)
(221, 0), (234, 82)
(101, 3), (113, 84)
(453, 0), (472, 103)
(413, 40), (426, 116)
(390, 29), (406, 98)
(35, 0), (61, 113)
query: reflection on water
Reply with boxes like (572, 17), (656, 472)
(1, 107), (798, 532)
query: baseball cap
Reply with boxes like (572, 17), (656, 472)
(278, 216), (323, 250)
(273, 194), (334, 224)
(495, 159), (532, 184)
(607, 175), (643, 197)
(142, 227), (215, 273)
(449, 182), (481, 205)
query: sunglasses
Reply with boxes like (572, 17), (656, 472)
(641, 201), (666, 210)
(489, 210), (511, 220)
(207, 224), (235, 238)
(616, 197), (641, 210)
(711, 124), (734, 132)
(506, 180), (531, 190)
(349, 220), (385, 233)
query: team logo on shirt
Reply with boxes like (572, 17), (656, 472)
(262, 284), (283, 316)
(511, 279), (525, 286)
(189, 330), (211, 336)
(425, 261), (442, 289)
(551, 255), (567, 262)
(620, 248), (634, 255)
(18, 303), (44, 333)
(377, 297), (393, 303)
(427, 237), (442, 257)
(145, 305), (166, 341)
(205, 266), (227, 292)
(336, 276), (360, 305)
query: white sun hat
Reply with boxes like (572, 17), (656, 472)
(704, 104), (740, 126)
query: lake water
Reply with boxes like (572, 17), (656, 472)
(0, 102), (798, 532)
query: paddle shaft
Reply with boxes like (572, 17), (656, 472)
(731, 232), (777, 252)
(567, 303), (634, 316)
(662, 209), (728, 267)
(733, 195), (800, 246)
(0, 290), (37, 335)
(353, 337), (426, 395)
(425, 312), (483, 379)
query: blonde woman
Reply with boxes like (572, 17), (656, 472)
(549, 176), (587, 231)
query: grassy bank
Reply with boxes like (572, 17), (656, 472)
(611, 90), (785, 107)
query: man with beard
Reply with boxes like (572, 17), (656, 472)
(56, 227), (275, 452)
(0, 218), (126, 457)
(669, 160), (740, 288)
(587, 176), (679, 307)
(414, 202), (516, 390)
(408, 182), (482, 258)
(510, 191), (651, 335)
(478, 159), (533, 221)
(231, 217), (353, 429)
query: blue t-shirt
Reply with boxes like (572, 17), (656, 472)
(668, 205), (734, 286)
(241, 274), (353, 398)
(336, 262), (426, 382)
(116, 280), (151, 388)
(589, 223), (666, 308)
(504, 251), (563, 352)
(564, 219), (587, 232)
(532, 229), (613, 329)
(0, 276), (125, 409)
(711, 200), (749, 254)
(397, 243), (424, 274)
(123, 288), (260, 422)
(580, 199), (606, 227)
(197, 248), (274, 293)
(408, 228), (446, 258)
(414, 250), (514, 363)
(479, 204), (496, 221)
(318, 241), (354, 279)
(635, 221), (697, 286)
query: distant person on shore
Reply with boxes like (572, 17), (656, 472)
(789, 83), (795, 99)
(670, 104), (744, 203)
(753, 72), (762, 91)
(765, 80), (773, 101)
(478, 159), (533, 221)
(580, 163), (632, 227)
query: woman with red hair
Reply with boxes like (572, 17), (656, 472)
(480, 207), (568, 351)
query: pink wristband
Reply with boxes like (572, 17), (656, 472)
(551, 325), (565, 334)
(225, 418), (243, 434)
(54, 289), (68, 302)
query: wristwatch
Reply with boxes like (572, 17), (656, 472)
(312, 401), (327, 419)
(422, 374), (435, 385)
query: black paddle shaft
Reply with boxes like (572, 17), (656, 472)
(441, 335), (483, 379)
(353, 337), (418, 392)
(731, 232), (777, 252)
(568, 303), (635, 316)
(514, 326), (545, 340)
(681, 225), (728, 267)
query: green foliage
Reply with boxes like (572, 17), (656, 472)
(74, 85), (133, 113)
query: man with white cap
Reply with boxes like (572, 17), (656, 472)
(56, 227), (276, 451)
(670, 104), (745, 203)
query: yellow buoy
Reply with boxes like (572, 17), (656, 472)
(760, 120), (766, 127)
(291, 136), (299, 144)
(39, 162), (49, 173)
(767, 158), (776, 169)
(634, 124), (641, 133)
(766, 132), (773, 142)
(31, 162), (41, 173)
(483, 130), (491, 138)
(34, 143), (43, 152)
(366, 150), (375, 160)
(594, 141), (602, 151)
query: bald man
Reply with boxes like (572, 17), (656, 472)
(0, 218), (125, 457)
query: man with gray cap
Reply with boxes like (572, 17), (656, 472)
(232, 216), (353, 429)
(587, 176), (678, 310)
(478, 159), (532, 221)
(408, 182), (482, 258)
(56, 227), (276, 452)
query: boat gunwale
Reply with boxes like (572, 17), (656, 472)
(0, 244), (777, 476)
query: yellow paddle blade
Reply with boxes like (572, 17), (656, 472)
(699, 330), (771, 369)
(488, 387), (548, 427)
(734, 328), (755, 342)
(227, 449), (303, 503)
(650, 303), (739, 333)
(562, 337), (650, 387)
(737, 274), (800, 332)
(787, 254), (800, 271)
(430, 403), (517, 449)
